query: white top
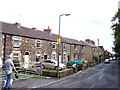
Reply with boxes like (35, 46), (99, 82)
(4, 59), (14, 74)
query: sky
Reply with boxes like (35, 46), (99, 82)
(0, 0), (119, 53)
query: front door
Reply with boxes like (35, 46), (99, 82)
(24, 52), (29, 68)
(68, 55), (70, 61)
(0, 57), (2, 68)
(44, 55), (47, 59)
(59, 55), (61, 63)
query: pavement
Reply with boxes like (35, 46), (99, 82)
(0, 70), (60, 89)
(1, 62), (111, 89)
(12, 77), (60, 88)
(11, 69), (81, 89)
(0, 63), (90, 89)
(11, 67), (93, 89)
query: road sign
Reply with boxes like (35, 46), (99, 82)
(57, 38), (61, 44)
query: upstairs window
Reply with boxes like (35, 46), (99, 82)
(74, 45), (78, 50)
(74, 53), (78, 59)
(13, 36), (20, 48)
(36, 39), (41, 48)
(52, 42), (56, 49)
(63, 43), (66, 50)
(81, 46), (84, 49)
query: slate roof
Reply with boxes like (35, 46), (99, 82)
(80, 40), (97, 48)
(2, 22), (46, 40)
(64, 37), (85, 46)
(1, 22), (85, 45)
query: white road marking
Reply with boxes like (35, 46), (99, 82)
(99, 74), (104, 79)
(90, 83), (96, 88)
(63, 80), (80, 86)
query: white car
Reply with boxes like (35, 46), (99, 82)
(104, 59), (110, 64)
(109, 57), (113, 61)
(42, 59), (66, 70)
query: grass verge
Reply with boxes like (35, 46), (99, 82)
(17, 73), (47, 79)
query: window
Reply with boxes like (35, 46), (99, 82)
(13, 36), (20, 48)
(74, 45), (78, 50)
(63, 43), (66, 50)
(36, 56), (40, 62)
(63, 54), (66, 63)
(13, 53), (19, 61)
(36, 40), (41, 48)
(52, 54), (56, 60)
(52, 42), (56, 49)
(81, 46), (84, 49)
(94, 49), (95, 52)
(74, 53), (78, 59)
(13, 53), (20, 67)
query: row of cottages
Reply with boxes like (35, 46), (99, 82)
(81, 39), (105, 62)
(0, 22), (103, 68)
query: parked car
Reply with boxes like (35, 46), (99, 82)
(109, 57), (113, 61)
(34, 61), (41, 67)
(104, 59), (110, 64)
(41, 59), (66, 70)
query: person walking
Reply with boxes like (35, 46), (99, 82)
(4, 55), (17, 90)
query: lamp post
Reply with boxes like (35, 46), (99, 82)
(57, 14), (70, 78)
(97, 39), (99, 64)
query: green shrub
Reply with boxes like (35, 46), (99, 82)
(66, 60), (73, 66)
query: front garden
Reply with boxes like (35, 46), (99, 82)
(3, 57), (104, 79)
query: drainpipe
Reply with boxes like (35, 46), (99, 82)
(70, 44), (72, 60)
(79, 45), (82, 60)
(61, 43), (63, 63)
(3, 34), (6, 63)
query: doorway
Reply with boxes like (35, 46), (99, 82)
(24, 52), (30, 68)
(44, 55), (47, 59)
(68, 55), (70, 61)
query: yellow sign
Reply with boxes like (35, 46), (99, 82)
(57, 38), (61, 44)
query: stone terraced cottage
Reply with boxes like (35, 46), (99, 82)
(0, 22), (105, 68)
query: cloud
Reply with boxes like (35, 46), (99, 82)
(0, 0), (119, 53)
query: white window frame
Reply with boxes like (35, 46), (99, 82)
(63, 54), (66, 63)
(36, 39), (41, 48)
(13, 53), (19, 61)
(74, 53), (78, 59)
(63, 43), (66, 50)
(74, 45), (78, 50)
(52, 42), (56, 49)
(52, 54), (56, 60)
(12, 36), (21, 48)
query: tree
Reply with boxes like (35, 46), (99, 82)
(111, 9), (120, 59)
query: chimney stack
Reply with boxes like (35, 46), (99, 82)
(85, 39), (90, 43)
(44, 26), (51, 33)
(32, 27), (37, 31)
(14, 22), (20, 28)
(85, 39), (95, 45)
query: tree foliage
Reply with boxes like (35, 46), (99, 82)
(111, 9), (120, 59)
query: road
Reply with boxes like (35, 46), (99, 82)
(35, 60), (119, 89)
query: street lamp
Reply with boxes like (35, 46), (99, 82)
(57, 14), (70, 78)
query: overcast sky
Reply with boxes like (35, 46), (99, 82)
(0, 0), (119, 53)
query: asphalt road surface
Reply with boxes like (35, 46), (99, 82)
(37, 60), (119, 89)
